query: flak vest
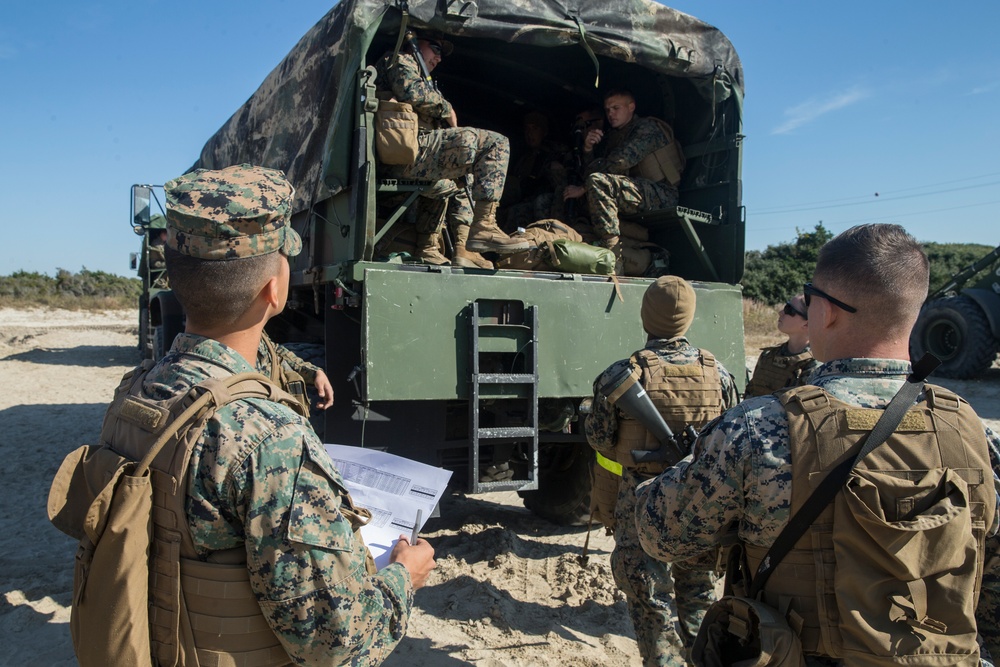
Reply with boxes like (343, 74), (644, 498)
(101, 364), (375, 667)
(744, 384), (994, 665)
(593, 349), (723, 532)
(744, 345), (815, 398)
(613, 348), (723, 474)
(631, 117), (685, 186)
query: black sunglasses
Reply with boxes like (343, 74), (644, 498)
(803, 282), (857, 313)
(426, 42), (443, 56)
(783, 302), (807, 319)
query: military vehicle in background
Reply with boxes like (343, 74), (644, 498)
(129, 184), (184, 360)
(132, 0), (747, 524)
(910, 243), (1000, 379)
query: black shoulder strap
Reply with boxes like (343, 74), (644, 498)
(748, 353), (940, 597)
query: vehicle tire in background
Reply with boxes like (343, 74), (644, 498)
(519, 443), (592, 527)
(910, 295), (998, 379)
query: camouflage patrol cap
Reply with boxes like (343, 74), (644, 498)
(165, 164), (302, 260)
(641, 275), (696, 339)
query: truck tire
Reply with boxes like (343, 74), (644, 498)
(910, 295), (998, 379)
(519, 443), (592, 527)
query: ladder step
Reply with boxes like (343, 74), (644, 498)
(477, 426), (536, 439)
(475, 478), (538, 492)
(476, 373), (536, 384)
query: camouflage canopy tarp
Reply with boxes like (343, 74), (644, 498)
(193, 0), (743, 213)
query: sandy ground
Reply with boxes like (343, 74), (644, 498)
(3, 307), (1000, 666)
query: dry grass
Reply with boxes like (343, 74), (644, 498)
(743, 298), (785, 353)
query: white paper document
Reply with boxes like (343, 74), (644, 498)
(324, 444), (452, 569)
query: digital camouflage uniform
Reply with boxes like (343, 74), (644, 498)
(584, 116), (679, 239)
(143, 334), (411, 665)
(412, 179), (473, 235)
(377, 50), (509, 203)
(257, 331), (322, 387)
(635, 358), (1000, 666)
(152, 164), (413, 665)
(980, 532), (1000, 663)
(743, 342), (821, 398)
(586, 337), (740, 667)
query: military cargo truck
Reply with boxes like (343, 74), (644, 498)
(129, 184), (185, 360)
(910, 243), (1000, 379)
(134, 0), (747, 524)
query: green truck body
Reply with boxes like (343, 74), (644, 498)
(132, 0), (747, 523)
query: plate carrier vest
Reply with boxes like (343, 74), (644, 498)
(100, 363), (374, 667)
(743, 384), (994, 665)
(744, 345), (815, 398)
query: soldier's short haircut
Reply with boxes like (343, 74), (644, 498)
(164, 247), (281, 329)
(815, 223), (929, 329)
(603, 88), (635, 103)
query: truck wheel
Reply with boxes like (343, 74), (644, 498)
(910, 295), (998, 379)
(519, 443), (592, 527)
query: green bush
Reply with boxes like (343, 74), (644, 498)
(0, 268), (140, 310)
(742, 224), (832, 304)
(742, 227), (996, 306)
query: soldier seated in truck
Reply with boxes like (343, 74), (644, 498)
(375, 31), (528, 264)
(563, 89), (684, 266)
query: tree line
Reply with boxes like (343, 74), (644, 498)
(742, 224), (995, 305)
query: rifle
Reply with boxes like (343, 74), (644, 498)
(596, 363), (696, 467)
(405, 30), (432, 83)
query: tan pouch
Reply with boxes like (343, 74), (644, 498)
(375, 98), (419, 165)
(692, 595), (805, 667)
(49, 445), (154, 667)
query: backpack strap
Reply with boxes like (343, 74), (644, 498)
(749, 354), (941, 597)
(135, 372), (300, 477)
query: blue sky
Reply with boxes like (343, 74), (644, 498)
(3, 1), (999, 277)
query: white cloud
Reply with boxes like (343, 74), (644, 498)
(771, 87), (869, 135)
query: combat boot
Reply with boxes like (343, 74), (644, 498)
(415, 232), (451, 266)
(467, 201), (530, 255)
(451, 224), (495, 269)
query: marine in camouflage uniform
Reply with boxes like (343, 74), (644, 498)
(500, 111), (571, 231)
(980, 533), (1000, 663)
(256, 330), (332, 418)
(121, 164), (433, 666)
(376, 34), (526, 260)
(744, 294), (821, 398)
(565, 90), (681, 259)
(586, 276), (739, 667)
(635, 224), (1000, 665)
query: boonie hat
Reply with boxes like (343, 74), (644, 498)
(641, 275), (696, 339)
(165, 164), (302, 260)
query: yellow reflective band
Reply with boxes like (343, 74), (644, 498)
(596, 452), (622, 476)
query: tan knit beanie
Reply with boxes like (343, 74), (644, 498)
(641, 275), (696, 338)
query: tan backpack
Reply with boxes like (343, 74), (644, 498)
(375, 97), (419, 165)
(47, 367), (295, 667)
(495, 219), (584, 271)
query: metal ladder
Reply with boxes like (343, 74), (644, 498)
(468, 300), (539, 493)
